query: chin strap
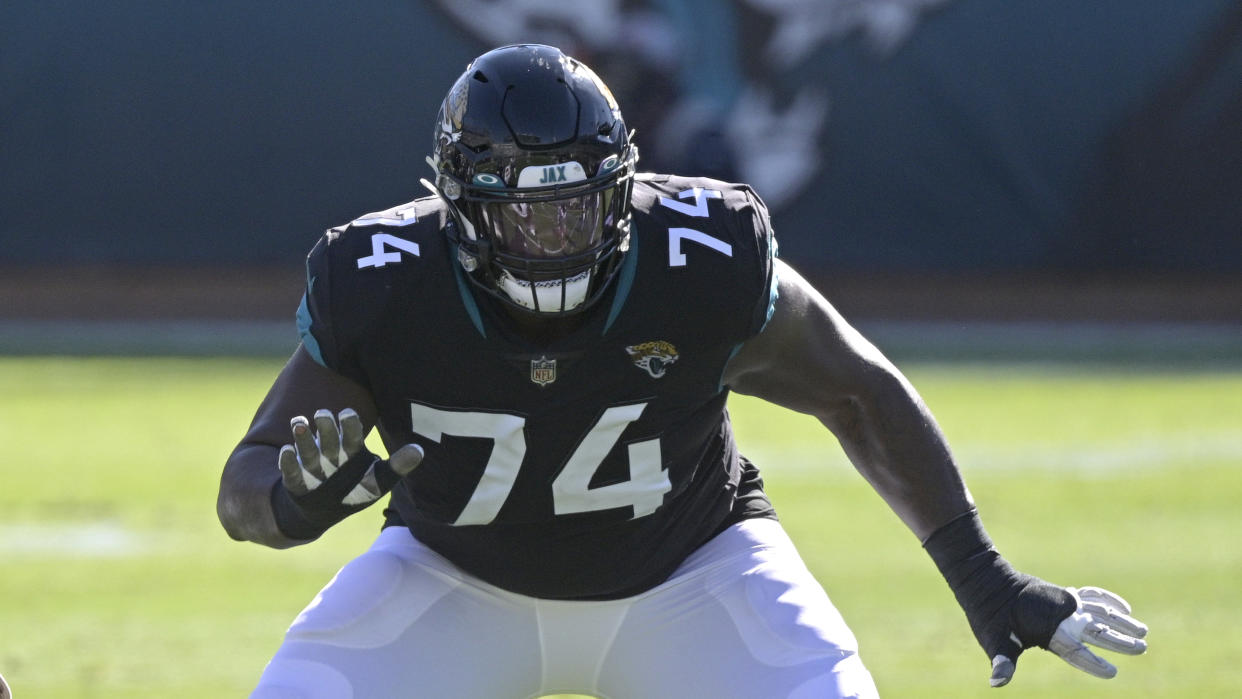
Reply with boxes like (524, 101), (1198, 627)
(496, 268), (592, 313)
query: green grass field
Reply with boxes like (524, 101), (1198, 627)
(1, 354), (1240, 697)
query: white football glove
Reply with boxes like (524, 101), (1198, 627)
(271, 408), (422, 540)
(1046, 586), (1148, 678)
(991, 585), (1148, 687)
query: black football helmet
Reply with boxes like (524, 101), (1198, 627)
(422, 44), (639, 315)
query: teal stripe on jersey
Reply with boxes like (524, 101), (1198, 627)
(604, 231), (639, 334)
(296, 289), (327, 366)
(452, 263), (487, 338)
(761, 238), (780, 333)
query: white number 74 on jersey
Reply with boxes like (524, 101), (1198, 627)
(659, 188), (734, 267)
(409, 402), (671, 526)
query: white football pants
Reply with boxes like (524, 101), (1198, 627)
(252, 518), (878, 698)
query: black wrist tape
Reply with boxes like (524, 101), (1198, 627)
(924, 510), (1025, 650)
(270, 480), (334, 541)
(922, 509), (1073, 653)
(923, 509), (998, 579)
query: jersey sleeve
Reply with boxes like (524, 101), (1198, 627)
(631, 175), (780, 347)
(294, 199), (439, 387)
(295, 227), (373, 387)
(296, 231), (345, 370)
(732, 184), (780, 338)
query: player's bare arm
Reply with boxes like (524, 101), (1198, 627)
(724, 257), (971, 539)
(724, 258), (1147, 687)
(217, 344), (420, 548)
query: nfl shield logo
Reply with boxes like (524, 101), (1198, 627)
(530, 356), (557, 386)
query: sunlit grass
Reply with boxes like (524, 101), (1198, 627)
(1, 356), (1239, 696)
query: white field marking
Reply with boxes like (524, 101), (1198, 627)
(0, 521), (157, 557)
(857, 320), (1242, 360)
(748, 432), (1242, 477)
(952, 433), (1242, 475)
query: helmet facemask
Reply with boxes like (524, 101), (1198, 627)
(423, 44), (639, 316)
(467, 153), (632, 313)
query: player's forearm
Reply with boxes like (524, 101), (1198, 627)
(821, 366), (974, 541)
(217, 443), (313, 549)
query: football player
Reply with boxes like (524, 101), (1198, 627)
(218, 44), (1147, 698)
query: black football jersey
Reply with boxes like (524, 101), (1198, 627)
(297, 174), (779, 599)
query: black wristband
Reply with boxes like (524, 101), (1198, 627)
(923, 509), (1074, 655)
(924, 510), (1018, 649)
(270, 480), (333, 542)
(923, 509), (997, 580)
(269, 446), (386, 542)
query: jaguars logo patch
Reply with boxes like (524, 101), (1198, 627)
(625, 341), (679, 378)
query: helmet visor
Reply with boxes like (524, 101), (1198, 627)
(486, 189), (611, 260)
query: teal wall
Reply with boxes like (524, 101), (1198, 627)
(3, 0), (1239, 271)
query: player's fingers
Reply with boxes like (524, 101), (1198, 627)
(989, 654), (1016, 688)
(340, 445), (423, 507)
(339, 408), (366, 457)
(278, 444), (314, 496)
(1076, 587), (1132, 614)
(1082, 622), (1148, 655)
(1048, 631), (1118, 679)
(341, 457), (383, 507)
(1071, 586), (1148, 647)
(290, 416), (326, 481)
(984, 625), (1023, 687)
(313, 409), (342, 465)
(1081, 600), (1148, 640)
(388, 443), (424, 477)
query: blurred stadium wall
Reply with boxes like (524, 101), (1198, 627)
(2, 0), (1241, 332)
